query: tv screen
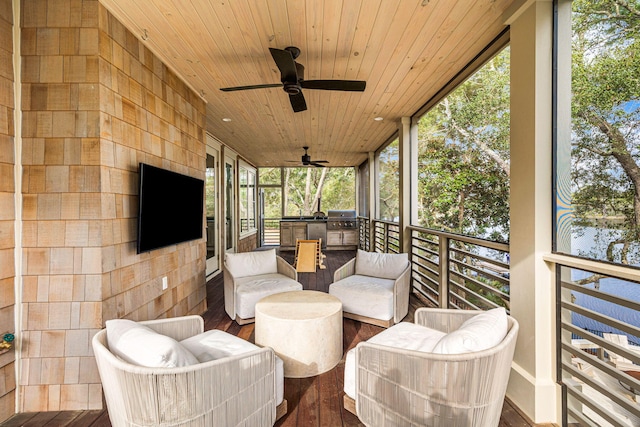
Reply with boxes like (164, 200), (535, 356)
(137, 163), (204, 253)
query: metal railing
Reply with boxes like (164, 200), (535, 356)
(261, 218), (280, 246)
(369, 221), (510, 311)
(373, 219), (400, 254)
(546, 254), (640, 426)
(408, 225), (510, 311)
(358, 216), (370, 251)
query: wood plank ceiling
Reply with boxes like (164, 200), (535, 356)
(99, 0), (514, 168)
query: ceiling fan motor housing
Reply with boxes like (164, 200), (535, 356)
(284, 82), (301, 95)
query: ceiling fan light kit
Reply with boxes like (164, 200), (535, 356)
(220, 46), (366, 113)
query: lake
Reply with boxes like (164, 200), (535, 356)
(569, 227), (640, 344)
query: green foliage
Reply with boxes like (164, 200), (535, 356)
(416, 48), (510, 242)
(259, 167), (355, 218)
(571, 0), (640, 263)
(378, 139), (400, 221)
(319, 168), (356, 211)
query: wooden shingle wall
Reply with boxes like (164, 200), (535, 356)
(18, 0), (207, 412)
(0, 0), (15, 423)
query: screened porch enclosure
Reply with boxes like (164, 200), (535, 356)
(248, 1), (640, 423)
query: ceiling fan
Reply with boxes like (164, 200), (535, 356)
(287, 146), (329, 167)
(220, 46), (366, 112)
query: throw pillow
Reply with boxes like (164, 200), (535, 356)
(106, 319), (198, 368)
(432, 307), (508, 354)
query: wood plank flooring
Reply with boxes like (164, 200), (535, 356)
(3, 249), (546, 427)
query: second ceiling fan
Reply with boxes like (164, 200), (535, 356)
(220, 46), (366, 113)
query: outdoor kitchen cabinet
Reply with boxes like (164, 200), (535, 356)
(279, 221), (307, 249)
(326, 230), (358, 247)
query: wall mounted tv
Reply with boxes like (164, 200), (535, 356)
(137, 163), (204, 254)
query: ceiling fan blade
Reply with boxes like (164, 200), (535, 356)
(269, 48), (298, 82)
(301, 80), (366, 91)
(309, 162), (326, 168)
(289, 92), (307, 112)
(313, 159), (329, 163)
(220, 83), (283, 92)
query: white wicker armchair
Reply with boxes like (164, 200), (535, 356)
(224, 249), (302, 325)
(92, 315), (284, 427)
(329, 250), (410, 327)
(345, 308), (519, 427)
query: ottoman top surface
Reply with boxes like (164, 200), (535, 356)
(256, 290), (342, 320)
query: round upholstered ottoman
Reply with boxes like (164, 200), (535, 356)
(255, 290), (343, 378)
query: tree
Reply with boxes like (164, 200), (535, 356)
(259, 167), (355, 218)
(417, 48), (511, 242)
(378, 139), (400, 221)
(571, 0), (640, 266)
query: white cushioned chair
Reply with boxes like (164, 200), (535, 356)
(329, 250), (410, 327)
(92, 315), (287, 427)
(344, 307), (519, 427)
(224, 249), (302, 324)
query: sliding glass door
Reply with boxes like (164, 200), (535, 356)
(205, 149), (219, 275)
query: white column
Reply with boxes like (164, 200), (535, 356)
(12, 0), (23, 414)
(368, 151), (376, 250)
(506, 0), (560, 423)
(398, 117), (413, 253)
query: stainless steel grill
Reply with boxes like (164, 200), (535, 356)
(327, 210), (358, 230)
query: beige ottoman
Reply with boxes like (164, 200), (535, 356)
(255, 290), (343, 378)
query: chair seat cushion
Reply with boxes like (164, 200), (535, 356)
(236, 273), (303, 319)
(180, 330), (284, 405)
(329, 274), (395, 321)
(105, 319), (199, 368)
(344, 322), (446, 399)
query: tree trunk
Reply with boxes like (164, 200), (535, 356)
(589, 113), (640, 235)
(304, 169), (312, 214)
(283, 168), (290, 216)
(312, 168), (328, 212)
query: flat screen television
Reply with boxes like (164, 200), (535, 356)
(137, 163), (204, 253)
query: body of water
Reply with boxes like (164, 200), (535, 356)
(570, 227), (640, 345)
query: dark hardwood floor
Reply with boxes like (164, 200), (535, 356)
(3, 249), (545, 427)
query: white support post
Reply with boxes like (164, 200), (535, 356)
(505, 0), (560, 423)
(399, 117), (412, 255)
(368, 151), (376, 251)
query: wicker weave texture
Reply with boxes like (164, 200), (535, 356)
(355, 309), (519, 426)
(92, 316), (278, 427)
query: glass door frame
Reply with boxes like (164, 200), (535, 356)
(205, 143), (220, 276)
(224, 153), (236, 253)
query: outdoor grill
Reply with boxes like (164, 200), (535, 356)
(327, 210), (358, 230)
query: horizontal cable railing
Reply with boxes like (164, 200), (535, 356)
(544, 253), (640, 426)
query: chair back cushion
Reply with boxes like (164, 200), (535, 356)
(432, 307), (508, 354)
(355, 250), (409, 280)
(106, 319), (198, 367)
(225, 249), (278, 278)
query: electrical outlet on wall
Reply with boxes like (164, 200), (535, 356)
(162, 276), (168, 290)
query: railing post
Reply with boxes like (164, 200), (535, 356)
(367, 219), (376, 252)
(438, 235), (449, 308)
(385, 223), (390, 253)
